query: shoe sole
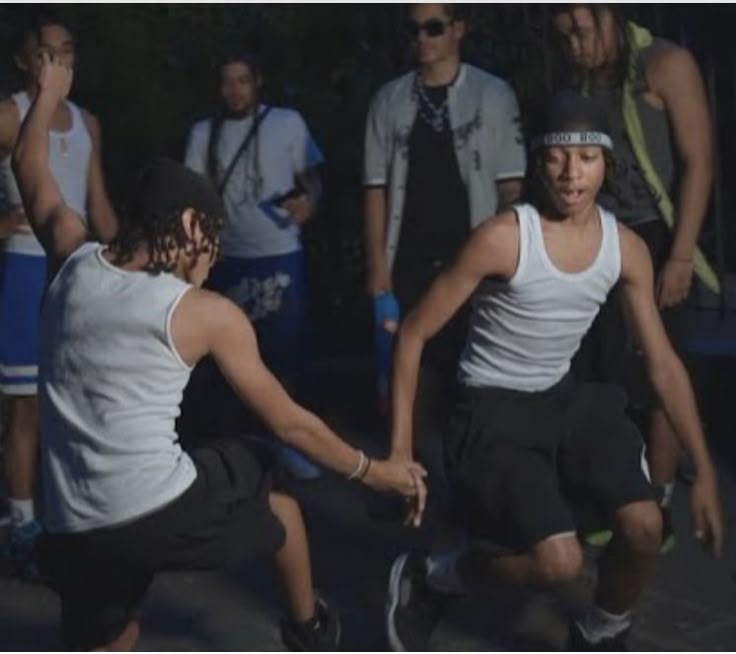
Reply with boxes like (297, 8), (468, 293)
(386, 553), (409, 652)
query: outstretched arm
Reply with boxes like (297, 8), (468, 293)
(618, 226), (722, 557)
(171, 287), (428, 523)
(12, 52), (86, 275)
(390, 211), (519, 461)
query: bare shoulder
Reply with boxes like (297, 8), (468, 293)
(465, 209), (520, 278)
(169, 286), (250, 367)
(473, 210), (519, 250)
(647, 43), (702, 92)
(178, 287), (242, 326)
(618, 223), (653, 279)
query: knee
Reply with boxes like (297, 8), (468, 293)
(532, 536), (583, 586)
(616, 501), (662, 555)
(269, 491), (301, 519)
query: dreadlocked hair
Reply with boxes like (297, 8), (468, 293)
(108, 207), (223, 275)
(206, 49), (263, 184)
(549, 5), (632, 98)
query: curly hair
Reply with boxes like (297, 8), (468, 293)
(108, 208), (223, 275)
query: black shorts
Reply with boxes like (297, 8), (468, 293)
(444, 376), (655, 553)
(572, 219), (690, 412)
(36, 438), (286, 650)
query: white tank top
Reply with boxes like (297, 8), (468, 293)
(0, 91), (91, 256)
(458, 203), (621, 392)
(40, 243), (197, 533)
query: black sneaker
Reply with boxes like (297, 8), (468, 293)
(659, 506), (675, 554)
(280, 595), (341, 651)
(386, 551), (445, 651)
(568, 620), (630, 651)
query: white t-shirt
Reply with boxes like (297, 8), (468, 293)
(185, 105), (324, 259)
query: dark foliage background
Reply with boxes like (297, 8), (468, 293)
(0, 4), (734, 360)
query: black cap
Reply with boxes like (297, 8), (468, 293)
(134, 158), (225, 223)
(528, 90), (611, 143)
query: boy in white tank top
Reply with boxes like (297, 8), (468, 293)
(384, 92), (723, 651)
(0, 13), (117, 580)
(14, 54), (427, 651)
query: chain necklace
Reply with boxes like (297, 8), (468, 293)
(413, 74), (449, 133)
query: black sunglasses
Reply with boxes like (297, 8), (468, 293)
(406, 18), (452, 39)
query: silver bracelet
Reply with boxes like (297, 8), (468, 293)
(348, 450), (367, 480)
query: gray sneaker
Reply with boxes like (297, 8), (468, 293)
(386, 551), (445, 651)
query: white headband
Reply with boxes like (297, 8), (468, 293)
(531, 131), (613, 151)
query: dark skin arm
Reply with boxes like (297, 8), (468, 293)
(170, 288), (428, 524)
(389, 212), (518, 524)
(391, 212), (518, 455)
(618, 225), (722, 557)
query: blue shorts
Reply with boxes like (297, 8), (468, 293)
(207, 250), (309, 376)
(0, 252), (47, 395)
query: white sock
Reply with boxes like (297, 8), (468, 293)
(660, 482), (675, 508)
(9, 498), (35, 526)
(575, 605), (631, 644)
(425, 551), (466, 595)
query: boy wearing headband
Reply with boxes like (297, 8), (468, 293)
(385, 91), (722, 651)
(363, 4), (525, 483)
